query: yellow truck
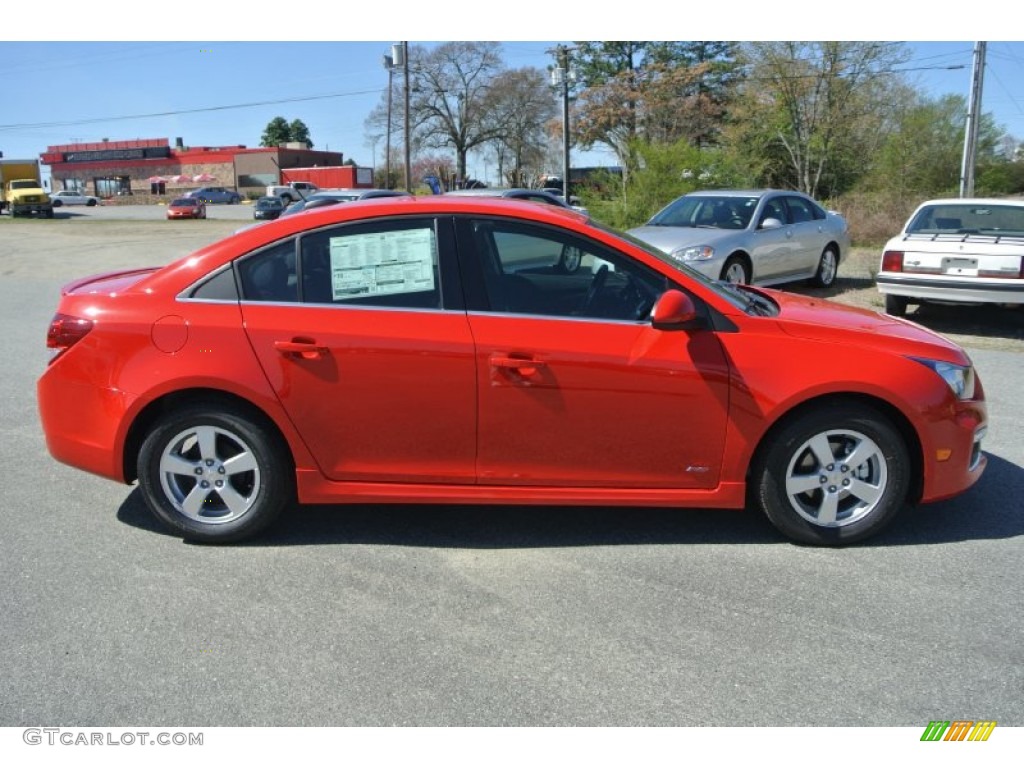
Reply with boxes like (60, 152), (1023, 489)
(1, 159), (53, 218)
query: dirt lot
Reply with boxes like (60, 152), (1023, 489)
(1, 215), (1021, 353)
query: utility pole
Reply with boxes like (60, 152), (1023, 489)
(551, 45), (575, 202)
(959, 41), (986, 198)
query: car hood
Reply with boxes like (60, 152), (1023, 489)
(626, 225), (739, 254)
(767, 290), (971, 364)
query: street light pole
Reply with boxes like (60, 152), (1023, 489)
(403, 41), (412, 193)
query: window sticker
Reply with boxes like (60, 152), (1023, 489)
(329, 228), (436, 300)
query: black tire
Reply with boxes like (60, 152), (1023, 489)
(137, 405), (293, 543)
(720, 256), (750, 284)
(754, 402), (910, 546)
(52, 199), (63, 207)
(811, 245), (839, 288)
(86, 199), (97, 207)
(885, 294), (909, 317)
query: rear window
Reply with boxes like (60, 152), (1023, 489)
(907, 204), (1024, 236)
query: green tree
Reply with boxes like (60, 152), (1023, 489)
(260, 116), (314, 148)
(261, 116), (292, 147)
(289, 119), (313, 148)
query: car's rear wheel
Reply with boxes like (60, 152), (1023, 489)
(811, 245), (839, 288)
(754, 402), (910, 545)
(885, 294), (909, 317)
(86, 199), (97, 207)
(720, 256), (750, 284)
(137, 405), (293, 543)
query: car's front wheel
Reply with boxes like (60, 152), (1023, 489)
(52, 199), (63, 207)
(137, 405), (293, 543)
(754, 402), (910, 545)
(86, 199), (97, 207)
(720, 256), (750, 284)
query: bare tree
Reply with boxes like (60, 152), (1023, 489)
(484, 67), (557, 186)
(407, 42), (505, 182)
(732, 42), (909, 197)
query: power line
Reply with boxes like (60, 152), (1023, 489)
(0, 88), (382, 132)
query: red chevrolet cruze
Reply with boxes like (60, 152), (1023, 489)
(37, 197), (987, 545)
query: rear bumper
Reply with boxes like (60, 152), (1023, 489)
(878, 274), (1024, 305)
(37, 374), (134, 483)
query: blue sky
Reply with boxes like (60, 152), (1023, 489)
(3, 14), (1022, 183)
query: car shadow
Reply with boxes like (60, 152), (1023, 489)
(115, 453), (1024, 549)
(902, 302), (1024, 344)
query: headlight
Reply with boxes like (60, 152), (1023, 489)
(672, 245), (715, 262)
(910, 357), (976, 400)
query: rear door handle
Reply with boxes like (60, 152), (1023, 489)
(274, 339), (329, 360)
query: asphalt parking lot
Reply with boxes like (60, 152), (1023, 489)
(1, 210), (1022, 728)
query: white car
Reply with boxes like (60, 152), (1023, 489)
(877, 198), (1024, 316)
(50, 190), (100, 207)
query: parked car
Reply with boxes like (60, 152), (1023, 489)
(877, 198), (1024, 316)
(279, 188), (412, 217)
(166, 197), (206, 220)
(50, 190), (100, 207)
(253, 196), (285, 221)
(185, 186), (242, 205)
(37, 196), (986, 546)
(627, 189), (850, 287)
(444, 187), (588, 215)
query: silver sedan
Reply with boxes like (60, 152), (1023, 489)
(627, 189), (850, 287)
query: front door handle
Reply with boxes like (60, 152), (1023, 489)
(490, 354), (547, 379)
(274, 338), (329, 360)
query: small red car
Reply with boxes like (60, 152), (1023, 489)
(37, 197), (987, 545)
(166, 197), (206, 220)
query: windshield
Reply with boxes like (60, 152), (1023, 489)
(907, 203), (1024, 236)
(590, 220), (754, 312)
(648, 195), (759, 230)
(170, 199), (194, 206)
(10, 180), (39, 189)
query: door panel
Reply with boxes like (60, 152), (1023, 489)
(468, 314), (731, 489)
(243, 305), (477, 483)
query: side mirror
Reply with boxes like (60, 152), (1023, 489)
(760, 217), (783, 230)
(651, 289), (702, 330)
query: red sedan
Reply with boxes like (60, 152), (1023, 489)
(166, 197), (206, 220)
(37, 197), (987, 545)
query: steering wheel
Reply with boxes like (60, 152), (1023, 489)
(581, 264), (609, 314)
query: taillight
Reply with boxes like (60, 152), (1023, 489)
(881, 250), (904, 272)
(46, 313), (93, 363)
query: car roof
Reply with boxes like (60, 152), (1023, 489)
(444, 188), (544, 196)
(914, 197), (1024, 207)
